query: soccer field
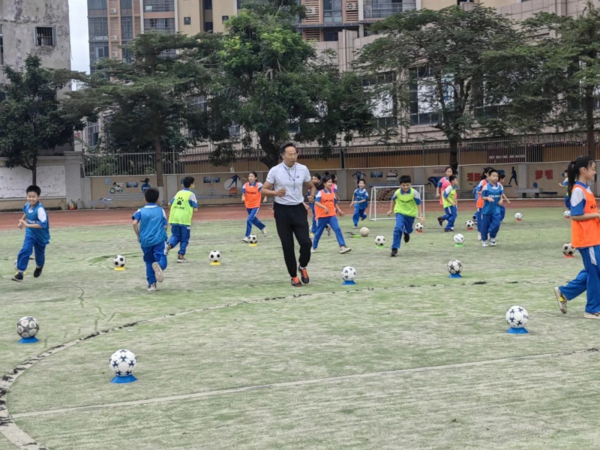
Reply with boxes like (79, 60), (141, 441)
(2, 205), (599, 450)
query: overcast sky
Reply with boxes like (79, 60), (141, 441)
(69, 0), (90, 74)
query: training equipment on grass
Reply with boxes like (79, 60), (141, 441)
(360, 227), (369, 237)
(466, 219), (475, 230)
(109, 349), (138, 383)
(368, 185), (425, 221)
(515, 212), (523, 221)
(563, 243), (575, 258)
(375, 235), (386, 247)
(454, 234), (465, 246)
(248, 234), (258, 246)
(564, 210), (571, 219)
(114, 255), (126, 270)
(506, 306), (529, 334)
(447, 260), (463, 278)
(415, 222), (424, 233)
(209, 250), (222, 265)
(17, 316), (39, 344)
(341, 266), (357, 285)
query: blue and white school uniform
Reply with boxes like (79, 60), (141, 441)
(352, 188), (369, 226)
(480, 183), (504, 241)
(133, 204), (168, 285)
(16, 202), (50, 272)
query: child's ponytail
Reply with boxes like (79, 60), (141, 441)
(567, 155), (594, 198)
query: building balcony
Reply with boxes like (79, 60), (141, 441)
(363, 0), (416, 20)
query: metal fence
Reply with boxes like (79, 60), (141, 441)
(82, 132), (599, 176)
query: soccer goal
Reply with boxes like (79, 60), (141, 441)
(368, 185), (426, 221)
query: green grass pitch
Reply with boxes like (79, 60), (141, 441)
(1, 207), (600, 449)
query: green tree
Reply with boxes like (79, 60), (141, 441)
(67, 32), (218, 190)
(484, 2), (600, 159)
(0, 55), (84, 184)
(196, 0), (374, 169)
(357, 6), (522, 170)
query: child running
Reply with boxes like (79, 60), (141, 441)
(387, 175), (425, 257)
(350, 179), (369, 228)
(479, 169), (504, 247)
(312, 175), (351, 254)
(436, 166), (455, 203)
(554, 156), (600, 318)
(241, 171), (267, 242)
(438, 175), (458, 232)
(474, 167), (493, 240)
(133, 188), (168, 292)
(12, 185), (50, 282)
(167, 176), (198, 262)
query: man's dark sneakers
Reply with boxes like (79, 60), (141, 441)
(34, 266), (43, 278)
(298, 267), (309, 284)
(438, 216), (444, 227)
(404, 233), (410, 244)
(12, 273), (23, 282)
(391, 248), (398, 257)
(291, 277), (302, 287)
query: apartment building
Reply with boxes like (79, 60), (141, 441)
(0, 0), (71, 83)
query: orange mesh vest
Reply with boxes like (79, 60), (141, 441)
(316, 190), (336, 220)
(244, 183), (262, 209)
(476, 179), (488, 209)
(572, 184), (600, 248)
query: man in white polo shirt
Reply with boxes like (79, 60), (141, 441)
(262, 142), (316, 287)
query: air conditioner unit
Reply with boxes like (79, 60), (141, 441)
(307, 7), (317, 14)
(145, 5), (153, 11)
(347, 2), (358, 10)
(110, 8), (118, 14)
(111, 35), (119, 41)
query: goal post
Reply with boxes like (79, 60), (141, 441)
(368, 185), (426, 221)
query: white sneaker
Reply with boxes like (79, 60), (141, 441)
(311, 247), (316, 253)
(477, 233), (482, 241)
(340, 246), (352, 254)
(353, 226), (357, 229)
(242, 237), (250, 243)
(491, 239), (497, 246)
(152, 262), (164, 283)
(261, 228), (267, 236)
(147, 283), (157, 292)
(482, 241), (489, 247)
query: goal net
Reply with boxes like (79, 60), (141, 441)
(368, 185), (426, 221)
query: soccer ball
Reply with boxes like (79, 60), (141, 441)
(375, 235), (386, 246)
(564, 210), (571, 219)
(563, 243), (575, 256)
(415, 223), (424, 232)
(114, 255), (126, 268)
(466, 219), (475, 229)
(248, 235), (258, 244)
(515, 212), (523, 220)
(209, 250), (221, 262)
(360, 227), (369, 237)
(454, 234), (465, 244)
(341, 266), (357, 281)
(447, 260), (463, 275)
(109, 349), (137, 377)
(17, 316), (39, 339)
(506, 306), (529, 329)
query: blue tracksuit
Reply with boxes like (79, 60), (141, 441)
(133, 204), (168, 285)
(392, 213), (415, 250)
(245, 207), (265, 237)
(352, 188), (369, 226)
(16, 202), (50, 272)
(480, 183), (504, 241)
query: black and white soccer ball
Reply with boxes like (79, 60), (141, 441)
(114, 255), (126, 268)
(515, 212), (523, 220)
(209, 250), (221, 262)
(466, 219), (475, 229)
(109, 349), (137, 377)
(564, 210), (571, 219)
(17, 316), (39, 339)
(415, 223), (424, 232)
(341, 266), (357, 281)
(447, 260), (463, 275)
(375, 235), (386, 246)
(563, 243), (575, 256)
(454, 234), (465, 244)
(248, 235), (258, 244)
(506, 306), (529, 329)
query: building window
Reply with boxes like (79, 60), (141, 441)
(88, 122), (100, 147)
(144, 18), (176, 34)
(144, 0), (175, 12)
(35, 27), (55, 47)
(184, 17), (191, 25)
(122, 46), (134, 64)
(204, 22), (213, 32)
(89, 18), (109, 41)
(323, 29), (340, 41)
(0, 25), (3, 66)
(222, 16), (230, 23)
(204, 0), (212, 9)
(88, 0), (108, 10)
(120, 0), (132, 8)
(121, 17), (133, 40)
(409, 66), (440, 126)
(323, 0), (343, 23)
(191, 95), (208, 112)
(90, 42), (109, 69)
(364, 0), (413, 20)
